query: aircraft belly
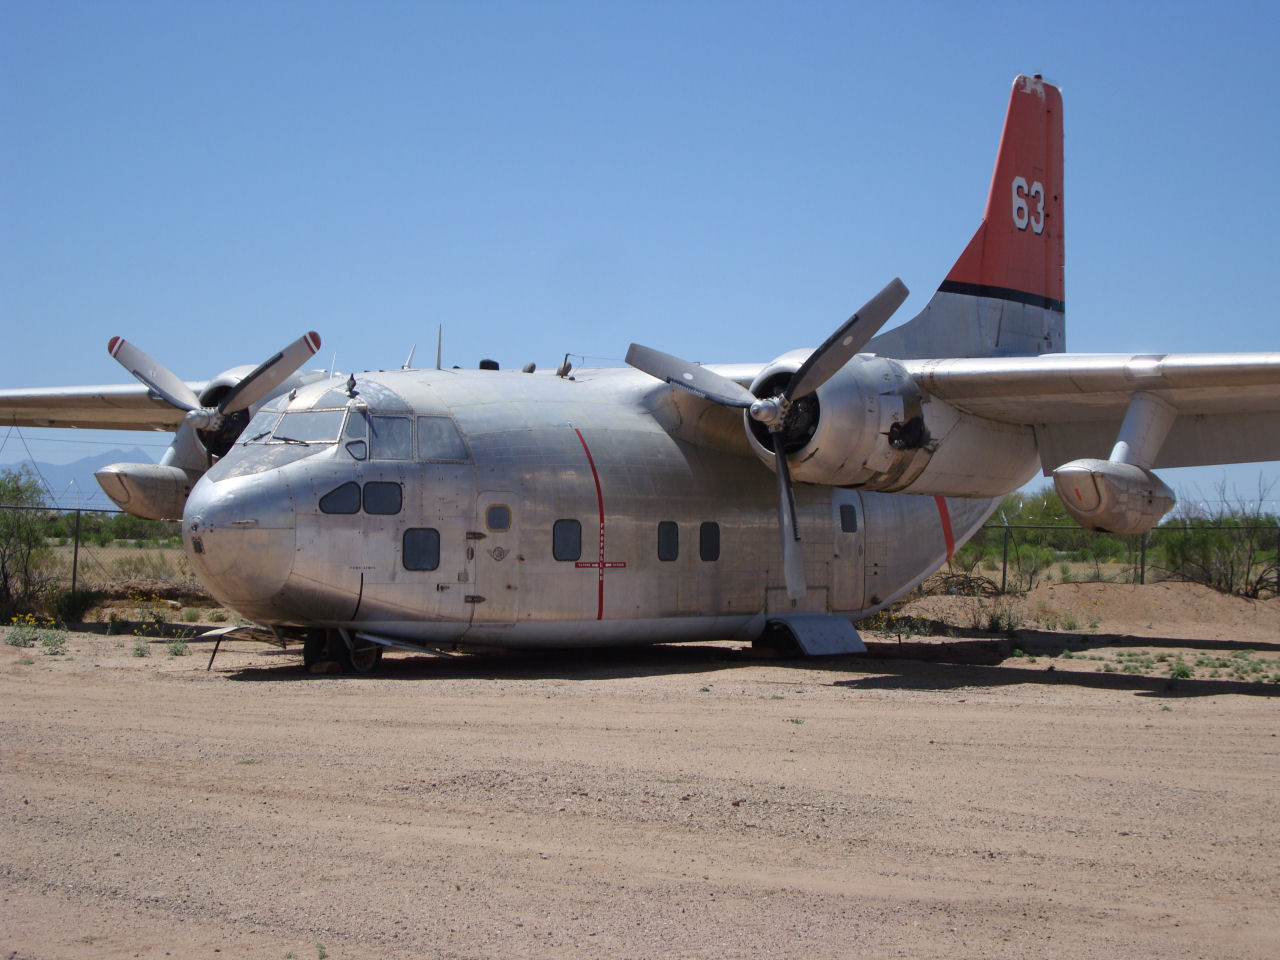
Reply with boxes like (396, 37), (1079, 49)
(860, 491), (1000, 611)
(341, 615), (766, 648)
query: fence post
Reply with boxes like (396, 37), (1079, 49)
(1139, 531), (1146, 585)
(1275, 522), (1279, 597)
(1001, 522), (1009, 594)
(71, 508), (81, 595)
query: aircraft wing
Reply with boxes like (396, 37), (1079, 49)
(0, 382), (206, 431)
(907, 353), (1280, 473)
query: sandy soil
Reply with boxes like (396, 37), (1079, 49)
(3, 584), (1279, 959)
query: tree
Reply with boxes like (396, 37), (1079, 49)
(0, 467), (53, 615)
(1158, 480), (1279, 599)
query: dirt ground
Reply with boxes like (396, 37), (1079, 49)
(3, 582), (1278, 959)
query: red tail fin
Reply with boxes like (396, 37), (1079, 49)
(943, 74), (1064, 312)
(868, 75), (1065, 359)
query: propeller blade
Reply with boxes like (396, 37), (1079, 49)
(625, 343), (756, 408)
(785, 278), (909, 401)
(107, 336), (200, 412)
(773, 432), (806, 599)
(218, 331), (322, 414)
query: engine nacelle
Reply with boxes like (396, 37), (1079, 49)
(745, 353), (932, 488)
(1053, 459), (1175, 535)
(192, 365), (260, 458)
(95, 463), (201, 521)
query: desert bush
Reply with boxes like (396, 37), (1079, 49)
(52, 588), (103, 623)
(0, 469), (55, 616)
(1153, 482), (1278, 599)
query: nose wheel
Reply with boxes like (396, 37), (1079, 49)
(303, 629), (383, 674)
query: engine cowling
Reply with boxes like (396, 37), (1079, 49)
(191, 365), (261, 458)
(1053, 458), (1175, 535)
(744, 353), (933, 488)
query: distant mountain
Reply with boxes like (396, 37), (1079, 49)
(4, 448), (158, 511)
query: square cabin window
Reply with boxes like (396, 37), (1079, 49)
(699, 521), (720, 562)
(363, 481), (402, 516)
(553, 519), (582, 561)
(657, 521), (678, 561)
(403, 528), (440, 571)
(839, 504), (858, 533)
(486, 504), (511, 532)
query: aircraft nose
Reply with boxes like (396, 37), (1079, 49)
(183, 471), (296, 619)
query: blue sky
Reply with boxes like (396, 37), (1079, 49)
(2, 0), (1277, 508)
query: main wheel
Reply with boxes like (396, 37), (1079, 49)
(332, 632), (383, 674)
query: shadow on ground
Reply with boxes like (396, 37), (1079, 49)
(209, 633), (1280, 698)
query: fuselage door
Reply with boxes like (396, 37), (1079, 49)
(471, 490), (521, 624)
(830, 489), (864, 613)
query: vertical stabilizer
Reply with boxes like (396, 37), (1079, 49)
(868, 74), (1065, 359)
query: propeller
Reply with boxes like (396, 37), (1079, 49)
(626, 278), (908, 599)
(108, 331), (322, 440)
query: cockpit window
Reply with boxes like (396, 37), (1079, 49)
(240, 407), (283, 445)
(369, 415), (412, 460)
(417, 416), (469, 461)
(239, 394), (289, 445)
(272, 409), (345, 445)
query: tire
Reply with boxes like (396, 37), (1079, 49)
(334, 633), (383, 674)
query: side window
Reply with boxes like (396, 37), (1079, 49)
(657, 521), (678, 561)
(553, 519), (582, 561)
(486, 504), (511, 532)
(363, 481), (403, 515)
(369, 415), (412, 460)
(343, 409), (368, 460)
(402, 528), (440, 571)
(839, 504), (858, 533)
(319, 481), (360, 515)
(418, 416), (469, 461)
(699, 521), (720, 562)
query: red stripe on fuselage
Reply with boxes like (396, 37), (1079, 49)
(934, 495), (955, 560)
(574, 428), (607, 620)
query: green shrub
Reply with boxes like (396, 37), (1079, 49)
(6, 624), (37, 647)
(39, 631), (67, 656)
(52, 589), (102, 623)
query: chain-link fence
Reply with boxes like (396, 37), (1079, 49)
(0, 504), (198, 596)
(3, 503), (1277, 606)
(952, 521), (1280, 598)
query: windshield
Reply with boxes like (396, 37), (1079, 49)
(241, 407), (283, 445)
(271, 409), (346, 445)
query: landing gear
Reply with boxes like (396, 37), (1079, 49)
(302, 629), (328, 670)
(302, 628), (383, 674)
(338, 632), (383, 673)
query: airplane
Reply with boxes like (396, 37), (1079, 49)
(2, 74), (1278, 672)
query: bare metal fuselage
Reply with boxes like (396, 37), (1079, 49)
(182, 365), (1025, 649)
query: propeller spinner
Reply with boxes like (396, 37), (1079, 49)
(626, 278), (909, 599)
